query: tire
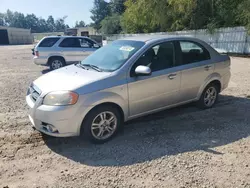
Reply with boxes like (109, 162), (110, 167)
(81, 105), (122, 144)
(49, 57), (65, 70)
(197, 83), (219, 109)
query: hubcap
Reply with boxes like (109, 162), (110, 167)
(204, 87), (217, 107)
(91, 111), (117, 140)
(51, 60), (63, 69)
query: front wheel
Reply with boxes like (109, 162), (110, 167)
(197, 83), (219, 109)
(81, 105), (122, 144)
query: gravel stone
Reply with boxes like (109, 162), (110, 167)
(0, 45), (250, 187)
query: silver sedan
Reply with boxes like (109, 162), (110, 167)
(26, 36), (231, 143)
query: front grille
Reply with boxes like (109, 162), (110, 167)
(29, 84), (41, 102)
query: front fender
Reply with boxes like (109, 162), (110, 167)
(83, 91), (128, 114)
(197, 73), (222, 99)
(76, 90), (129, 134)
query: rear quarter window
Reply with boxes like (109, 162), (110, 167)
(38, 38), (60, 47)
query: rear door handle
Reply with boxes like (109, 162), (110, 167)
(204, 65), (212, 70)
(168, 74), (177, 80)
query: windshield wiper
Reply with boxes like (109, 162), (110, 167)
(81, 64), (103, 72)
(75, 63), (87, 69)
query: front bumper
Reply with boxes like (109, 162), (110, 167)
(26, 94), (84, 137)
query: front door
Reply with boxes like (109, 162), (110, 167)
(59, 37), (85, 63)
(127, 41), (181, 118)
(78, 37), (97, 61)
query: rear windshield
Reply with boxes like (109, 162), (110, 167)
(38, 38), (60, 47)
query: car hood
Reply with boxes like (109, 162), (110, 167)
(33, 65), (112, 94)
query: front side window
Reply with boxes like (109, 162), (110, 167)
(59, 38), (81, 48)
(180, 41), (210, 64)
(131, 41), (175, 76)
(80, 40), (145, 72)
(79, 38), (95, 48)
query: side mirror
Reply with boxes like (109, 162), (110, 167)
(93, 43), (100, 48)
(135, 65), (151, 76)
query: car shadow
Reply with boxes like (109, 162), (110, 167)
(43, 94), (250, 166)
(41, 68), (51, 74)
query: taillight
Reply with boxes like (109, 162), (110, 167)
(35, 51), (39, 57)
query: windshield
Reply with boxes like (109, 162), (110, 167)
(80, 40), (145, 72)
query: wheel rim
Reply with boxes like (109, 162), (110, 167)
(204, 87), (217, 107)
(51, 60), (63, 69)
(91, 111), (117, 140)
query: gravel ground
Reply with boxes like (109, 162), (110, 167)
(0, 45), (250, 188)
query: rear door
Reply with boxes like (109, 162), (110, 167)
(177, 40), (214, 102)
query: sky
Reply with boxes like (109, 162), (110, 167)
(0, 0), (99, 27)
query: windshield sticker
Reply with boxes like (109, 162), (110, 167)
(119, 46), (135, 52)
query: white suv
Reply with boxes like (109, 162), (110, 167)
(33, 36), (100, 70)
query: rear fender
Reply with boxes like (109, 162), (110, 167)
(197, 73), (222, 99)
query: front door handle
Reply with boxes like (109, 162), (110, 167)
(204, 65), (212, 70)
(168, 74), (177, 80)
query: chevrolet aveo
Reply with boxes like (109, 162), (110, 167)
(26, 36), (231, 143)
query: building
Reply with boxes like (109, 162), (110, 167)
(65, 27), (102, 44)
(65, 27), (98, 37)
(0, 26), (33, 45)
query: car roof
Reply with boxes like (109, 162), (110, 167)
(118, 35), (203, 43)
(44, 36), (89, 39)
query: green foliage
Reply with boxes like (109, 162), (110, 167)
(110, 0), (126, 15)
(121, 0), (250, 33)
(0, 13), (5, 26)
(90, 0), (110, 30)
(121, 0), (160, 33)
(90, 0), (127, 34)
(101, 14), (122, 34)
(75, 20), (86, 28)
(0, 10), (68, 33)
(237, 0), (250, 33)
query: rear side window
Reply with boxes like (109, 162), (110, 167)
(179, 41), (210, 64)
(39, 38), (60, 47)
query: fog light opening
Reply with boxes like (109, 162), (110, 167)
(43, 124), (58, 133)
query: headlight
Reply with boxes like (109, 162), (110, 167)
(43, 91), (79, 106)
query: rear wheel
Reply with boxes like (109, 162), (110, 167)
(197, 83), (219, 109)
(49, 57), (65, 70)
(81, 105), (122, 144)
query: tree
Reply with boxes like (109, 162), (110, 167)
(90, 0), (110, 30)
(38, 18), (49, 32)
(54, 16), (68, 31)
(101, 14), (122, 34)
(110, 0), (126, 15)
(0, 13), (5, 26)
(47, 15), (56, 32)
(121, 0), (250, 33)
(121, 0), (162, 33)
(75, 20), (86, 27)
(237, 0), (250, 33)
(25, 14), (40, 32)
(0, 10), (69, 33)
